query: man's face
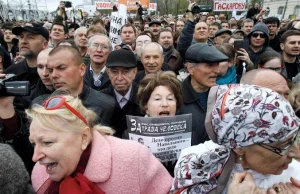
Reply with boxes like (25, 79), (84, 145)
(158, 31), (173, 50)
(250, 31), (267, 48)
(141, 45), (164, 74)
(176, 21), (184, 31)
(74, 29), (87, 48)
(18, 31), (47, 58)
(215, 33), (231, 45)
(48, 50), (85, 91)
(88, 38), (111, 65)
(106, 67), (137, 95)
(206, 16), (215, 25)
(134, 21), (141, 28)
(221, 23), (229, 29)
(144, 24), (149, 30)
(281, 35), (300, 57)
(150, 24), (161, 35)
(37, 51), (53, 90)
(187, 62), (220, 90)
(4, 29), (16, 43)
(254, 3), (259, 9)
(194, 22), (209, 42)
(121, 26), (136, 45)
(50, 24), (65, 41)
(208, 25), (219, 38)
(242, 22), (254, 35)
(266, 23), (278, 37)
(135, 35), (152, 58)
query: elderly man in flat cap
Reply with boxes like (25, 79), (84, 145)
(102, 49), (144, 138)
(180, 43), (228, 146)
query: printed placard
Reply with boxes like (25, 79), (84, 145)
(127, 114), (192, 162)
(214, 0), (246, 11)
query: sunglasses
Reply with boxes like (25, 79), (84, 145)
(43, 96), (88, 126)
(252, 33), (267, 38)
(257, 130), (299, 156)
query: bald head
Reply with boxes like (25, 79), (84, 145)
(141, 42), (163, 57)
(37, 48), (52, 62)
(37, 48), (53, 90)
(140, 42), (164, 74)
(241, 69), (290, 99)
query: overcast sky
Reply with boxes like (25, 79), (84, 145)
(37, 0), (83, 11)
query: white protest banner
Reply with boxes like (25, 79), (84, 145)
(148, 3), (157, 11)
(109, 12), (123, 49)
(127, 114), (192, 163)
(95, 1), (114, 9)
(82, 5), (97, 16)
(214, 0), (246, 11)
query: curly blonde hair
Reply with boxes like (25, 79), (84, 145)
(26, 95), (114, 136)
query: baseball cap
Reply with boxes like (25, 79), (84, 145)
(12, 23), (49, 41)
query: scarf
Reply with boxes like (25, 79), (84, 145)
(171, 84), (300, 194)
(37, 144), (105, 194)
(216, 66), (237, 85)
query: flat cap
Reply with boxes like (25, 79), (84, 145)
(215, 29), (232, 37)
(149, 20), (161, 27)
(185, 43), (229, 63)
(106, 49), (137, 68)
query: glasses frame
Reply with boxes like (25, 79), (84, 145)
(43, 96), (88, 126)
(257, 130), (299, 156)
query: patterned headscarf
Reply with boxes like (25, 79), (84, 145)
(171, 84), (300, 194)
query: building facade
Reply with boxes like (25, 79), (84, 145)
(263, 0), (300, 20)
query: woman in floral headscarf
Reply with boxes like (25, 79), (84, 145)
(171, 84), (300, 194)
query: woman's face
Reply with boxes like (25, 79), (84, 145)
(29, 119), (90, 181)
(218, 61), (233, 77)
(145, 85), (177, 117)
(241, 133), (297, 175)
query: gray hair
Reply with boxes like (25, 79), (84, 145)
(141, 42), (163, 57)
(87, 34), (112, 51)
(74, 27), (87, 38)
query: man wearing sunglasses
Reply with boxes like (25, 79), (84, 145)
(243, 22), (273, 68)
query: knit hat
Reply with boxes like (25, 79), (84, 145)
(0, 144), (35, 194)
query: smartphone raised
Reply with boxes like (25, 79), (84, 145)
(234, 39), (244, 56)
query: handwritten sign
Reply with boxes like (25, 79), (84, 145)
(214, 0), (246, 11)
(127, 114), (192, 162)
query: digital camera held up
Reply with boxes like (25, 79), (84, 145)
(0, 74), (30, 97)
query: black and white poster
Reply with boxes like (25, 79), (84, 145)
(127, 114), (192, 162)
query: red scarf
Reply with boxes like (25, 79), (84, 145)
(37, 144), (105, 194)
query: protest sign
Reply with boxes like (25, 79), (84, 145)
(127, 114), (192, 163)
(109, 12), (125, 49)
(118, 0), (149, 11)
(82, 5), (96, 16)
(148, 3), (157, 11)
(214, 0), (246, 11)
(95, 2), (114, 9)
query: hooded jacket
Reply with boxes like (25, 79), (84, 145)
(243, 22), (274, 68)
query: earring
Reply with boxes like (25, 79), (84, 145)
(238, 155), (243, 161)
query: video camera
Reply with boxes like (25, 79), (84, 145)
(0, 74), (30, 97)
(192, 5), (212, 14)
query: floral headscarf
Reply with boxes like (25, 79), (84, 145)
(171, 84), (300, 194)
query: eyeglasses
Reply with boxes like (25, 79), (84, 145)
(43, 96), (88, 126)
(257, 130), (299, 156)
(90, 43), (109, 51)
(252, 33), (267, 38)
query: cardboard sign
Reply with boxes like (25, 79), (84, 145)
(214, 0), (246, 11)
(127, 114), (192, 163)
(109, 12), (126, 49)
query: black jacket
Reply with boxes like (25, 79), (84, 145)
(179, 75), (210, 145)
(134, 70), (146, 85)
(246, 7), (260, 19)
(84, 64), (111, 91)
(101, 83), (144, 138)
(32, 84), (116, 126)
(269, 35), (282, 53)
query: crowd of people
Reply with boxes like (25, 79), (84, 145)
(0, 0), (300, 193)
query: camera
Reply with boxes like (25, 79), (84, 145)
(192, 5), (212, 14)
(0, 74), (30, 97)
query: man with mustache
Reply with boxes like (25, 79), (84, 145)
(180, 43), (228, 145)
(157, 28), (182, 74)
(149, 20), (161, 42)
